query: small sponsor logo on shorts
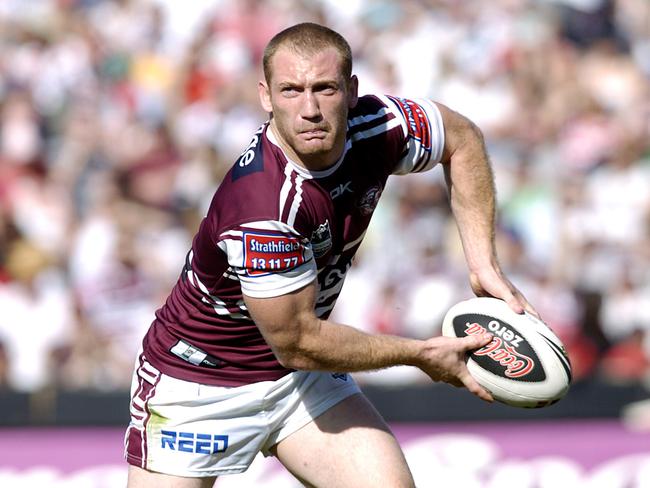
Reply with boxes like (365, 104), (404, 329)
(331, 373), (348, 382)
(161, 430), (229, 455)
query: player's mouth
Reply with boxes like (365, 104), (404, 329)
(299, 127), (328, 138)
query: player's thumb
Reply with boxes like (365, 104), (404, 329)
(461, 333), (493, 351)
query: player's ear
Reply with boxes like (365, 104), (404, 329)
(258, 80), (273, 113)
(347, 75), (359, 109)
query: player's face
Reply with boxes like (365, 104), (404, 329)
(259, 46), (358, 170)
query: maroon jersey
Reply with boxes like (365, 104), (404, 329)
(142, 94), (445, 386)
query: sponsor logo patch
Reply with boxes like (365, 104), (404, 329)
(161, 430), (229, 455)
(330, 181), (353, 200)
(170, 340), (222, 368)
(243, 231), (305, 276)
(311, 220), (332, 258)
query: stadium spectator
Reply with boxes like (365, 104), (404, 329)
(0, 0), (647, 395)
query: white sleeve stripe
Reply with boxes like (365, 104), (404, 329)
(350, 117), (402, 143)
(240, 220), (300, 234)
(286, 175), (305, 227)
(278, 164), (293, 221)
(377, 94), (409, 138)
(240, 266), (316, 298)
(217, 237), (242, 248)
(411, 144), (432, 172)
(349, 109), (390, 127)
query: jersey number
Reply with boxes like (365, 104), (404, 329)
(250, 257), (299, 271)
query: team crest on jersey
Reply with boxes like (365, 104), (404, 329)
(311, 220), (332, 258)
(243, 231), (305, 276)
(357, 186), (382, 216)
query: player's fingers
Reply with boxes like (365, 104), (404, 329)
(506, 287), (543, 317)
(503, 291), (525, 315)
(472, 273), (526, 315)
(517, 293), (541, 319)
(459, 370), (494, 403)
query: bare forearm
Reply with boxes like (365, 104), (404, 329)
(283, 318), (424, 372)
(439, 104), (498, 272)
(272, 315), (494, 403)
(244, 287), (495, 399)
(246, 289), (426, 372)
(436, 104), (531, 312)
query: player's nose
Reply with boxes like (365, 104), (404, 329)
(300, 91), (321, 119)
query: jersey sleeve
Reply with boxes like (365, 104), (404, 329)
(216, 220), (316, 298)
(380, 95), (445, 175)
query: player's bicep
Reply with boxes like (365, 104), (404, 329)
(243, 281), (319, 366)
(435, 102), (485, 165)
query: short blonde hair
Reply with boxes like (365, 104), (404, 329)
(263, 23), (352, 83)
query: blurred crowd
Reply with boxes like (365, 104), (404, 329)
(0, 0), (648, 393)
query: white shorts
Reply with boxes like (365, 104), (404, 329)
(124, 353), (360, 477)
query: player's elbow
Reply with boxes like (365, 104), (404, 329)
(451, 114), (485, 155)
(272, 342), (316, 370)
(438, 104), (486, 160)
(274, 349), (313, 370)
(270, 317), (322, 370)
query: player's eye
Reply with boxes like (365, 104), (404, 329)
(281, 86), (300, 97)
(315, 85), (337, 95)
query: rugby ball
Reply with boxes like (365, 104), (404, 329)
(442, 297), (571, 408)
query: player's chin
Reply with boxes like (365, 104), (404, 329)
(297, 140), (333, 157)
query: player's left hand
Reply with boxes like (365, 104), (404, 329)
(416, 334), (495, 403)
(469, 266), (539, 318)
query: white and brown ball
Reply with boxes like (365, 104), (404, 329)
(442, 297), (572, 408)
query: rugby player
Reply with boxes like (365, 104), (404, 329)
(125, 22), (533, 488)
